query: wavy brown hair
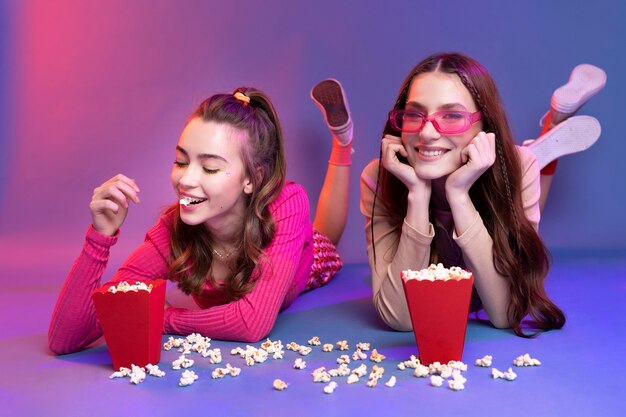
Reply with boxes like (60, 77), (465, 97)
(372, 52), (565, 337)
(167, 87), (286, 300)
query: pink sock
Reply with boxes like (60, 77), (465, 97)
(328, 138), (352, 166)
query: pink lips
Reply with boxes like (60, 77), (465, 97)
(179, 191), (204, 199)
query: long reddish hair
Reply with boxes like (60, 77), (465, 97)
(372, 52), (565, 336)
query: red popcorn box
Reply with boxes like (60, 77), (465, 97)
(92, 279), (166, 370)
(401, 267), (474, 365)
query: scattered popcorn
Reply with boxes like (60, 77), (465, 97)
(451, 370), (467, 384)
(491, 368), (504, 379)
(201, 348), (222, 364)
(145, 364), (165, 377)
(352, 348), (367, 361)
(448, 379), (465, 391)
(129, 365), (146, 385)
(261, 339), (284, 357)
(179, 370), (198, 387)
(230, 345), (271, 366)
(366, 379), (377, 388)
(253, 349), (269, 364)
(370, 349), (386, 363)
(329, 363), (351, 377)
(447, 361), (468, 372)
(298, 346), (312, 356)
(110, 367), (132, 379)
(422, 360), (469, 383)
(179, 342), (192, 355)
(352, 363), (368, 378)
(346, 374), (360, 384)
(153, 333), (491, 391)
(336, 340), (349, 351)
(337, 354), (351, 365)
(323, 381), (338, 394)
(110, 364), (163, 384)
(172, 354), (194, 370)
(399, 355), (421, 370)
(187, 333), (210, 346)
(231, 347), (245, 355)
(356, 342), (371, 351)
(211, 363), (241, 379)
(227, 364), (241, 377)
(294, 358), (306, 370)
(513, 353), (541, 367)
(503, 368), (517, 381)
(260, 339), (274, 350)
(164, 334), (212, 357)
(170, 338), (185, 348)
(286, 342), (301, 352)
(308, 336), (321, 346)
(413, 364), (430, 378)
(475, 355), (493, 367)
(366, 365), (385, 388)
(492, 367), (517, 381)
(429, 361), (443, 374)
(439, 365), (453, 379)
(273, 379), (288, 391)
(311, 367), (332, 383)
(430, 375), (444, 387)
(107, 281), (153, 293)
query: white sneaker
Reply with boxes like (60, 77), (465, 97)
(527, 115), (601, 169)
(539, 64), (606, 127)
(552, 63), (607, 114)
(310, 79), (353, 146)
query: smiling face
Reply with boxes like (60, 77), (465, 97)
(402, 71), (483, 180)
(170, 118), (253, 230)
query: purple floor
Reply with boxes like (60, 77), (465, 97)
(1, 250), (624, 416)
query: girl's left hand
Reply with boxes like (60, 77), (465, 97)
(445, 131), (496, 195)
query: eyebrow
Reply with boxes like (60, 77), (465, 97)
(405, 101), (468, 111)
(176, 146), (228, 163)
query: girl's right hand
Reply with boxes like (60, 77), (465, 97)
(89, 174), (141, 236)
(381, 135), (415, 185)
(381, 134), (430, 193)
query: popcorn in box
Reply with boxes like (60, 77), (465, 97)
(92, 279), (166, 369)
(401, 264), (474, 365)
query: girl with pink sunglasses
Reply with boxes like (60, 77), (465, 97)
(360, 53), (569, 337)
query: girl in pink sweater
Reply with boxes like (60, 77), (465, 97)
(49, 83), (353, 354)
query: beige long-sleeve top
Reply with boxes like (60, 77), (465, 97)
(359, 146), (541, 331)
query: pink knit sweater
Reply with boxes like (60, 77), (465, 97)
(48, 182), (313, 354)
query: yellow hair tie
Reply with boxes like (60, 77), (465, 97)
(233, 91), (251, 104)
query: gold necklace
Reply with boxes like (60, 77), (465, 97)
(211, 242), (242, 260)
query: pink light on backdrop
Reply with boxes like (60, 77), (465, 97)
(4, 1), (201, 236)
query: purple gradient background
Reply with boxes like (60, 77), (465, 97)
(1, 0), (624, 283)
(1, 3), (625, 415)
